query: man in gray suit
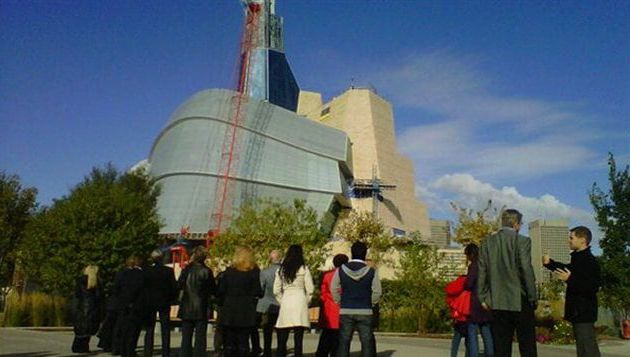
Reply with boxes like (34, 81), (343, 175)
(478, 209), (538, 357)
(251, 250), (282, 357)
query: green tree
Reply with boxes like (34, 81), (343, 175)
(589, 153), (630, 319)
(0, 172), (37, 287)
(451, 200), (503, 246)
(18, 164), (162, 295)
(213, 199), (329, 269)
(334, 210), (396, 265)
(394, 236), (450, 333)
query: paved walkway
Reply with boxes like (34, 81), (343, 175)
(1, 327), (629, 356)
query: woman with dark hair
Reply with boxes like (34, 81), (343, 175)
(274, 244), (314, 357)
(178, 246), (216, 357)
(72, 265), (102, 353)
(464, 243), (494, 357)
(218, 246), (262, 357)
(315, 254), (349, 357)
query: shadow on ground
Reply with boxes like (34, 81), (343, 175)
(0, 353), (63, 357)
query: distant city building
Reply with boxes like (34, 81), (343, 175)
(298, 88), (431, 239)
(430, 219), (452, 248)
(437, 247), (467, 281)
(528, 219), (570, 283)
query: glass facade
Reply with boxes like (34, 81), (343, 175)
(149, 89), (351, 234)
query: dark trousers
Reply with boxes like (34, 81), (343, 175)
(225, 326), (251, 357)
(251, 314), (262, 354)
(338, 315), (375, 357)
(251, 311), (279, 357)
(573, 322), (601, 357)
(144, 306), (171, 357)
(118, 311), (143, 357)
(315, 328), (339, 357)
(97, 309), (119, 352)
(72, 335), (91, 353)
(491, 299), (537, 357)
(276, 327), (304, 357)
(181, 319), (208, 357)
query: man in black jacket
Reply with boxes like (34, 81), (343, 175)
(144, 249), (177, 357)
(178, 246), (216, 357)
(543, 226), (601, 357)
(114, 255), (146, 357)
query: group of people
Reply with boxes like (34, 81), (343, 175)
(71, 241), (382, 357)
(71, 250), (179, 356)
(446, 208), (602, 357)
(72, 207), (601, 357)
(216, 241), (381, 357)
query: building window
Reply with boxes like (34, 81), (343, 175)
(320, 107), (330, 117)
(392, 228), (406, 237)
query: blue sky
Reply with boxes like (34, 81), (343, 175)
(1, 0), (628, 244)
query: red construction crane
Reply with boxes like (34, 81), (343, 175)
(206, 1), (262, 247)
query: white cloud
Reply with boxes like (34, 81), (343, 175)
(430, 173), (593, 224)
(419, 173), (603, 249)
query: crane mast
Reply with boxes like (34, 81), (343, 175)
(206, 1), (263, 246)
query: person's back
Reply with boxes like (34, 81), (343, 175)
(273, 245), (314, 357)
(337, 261), (376, 314)
(144, 250), (177, 357)
(145, 262), (177, 308)
(219, 266), (261, 327)
(178, 246), (216, 357)
(479, 229), (525, 311)
(114, 256), (146, 357)
(477, 209), (537, 357)
(218, 246), (262, 357)
(179, 262), (215, 321)
(116, 267), (145, 311)
(253, 251), (281, 357)
(331, 242), (381, 357)
(257, 263), (280, 314)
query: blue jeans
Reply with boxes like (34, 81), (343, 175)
(451, 326), (468, 357)
(467, 322), (494, 357)
(337, 315), (374, 357)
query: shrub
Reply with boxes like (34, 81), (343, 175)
(2, 291), (68, 327)
(30, 292), (55, 326)
(53, 295), (68, 326)
(2, 291), (30, 326)
(379, 280), (451, 333)
(551, 319), (575, 344)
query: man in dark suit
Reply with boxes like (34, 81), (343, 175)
(144, 249), (177, 357)
(544, 226), (601, 357)
(113, 255), (146, 357)
(478, 209), (538, 357)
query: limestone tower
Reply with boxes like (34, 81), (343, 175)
(298, 88), (432, 239)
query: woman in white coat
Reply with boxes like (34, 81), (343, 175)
(273, 244), (314, 357)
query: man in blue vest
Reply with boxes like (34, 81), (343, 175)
(331, 241), (382, 357)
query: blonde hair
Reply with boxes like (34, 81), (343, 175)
(83, 265), (99, 290)
(232, 246), (256, 272)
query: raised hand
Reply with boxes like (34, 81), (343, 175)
(554, 267), (571, 281)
